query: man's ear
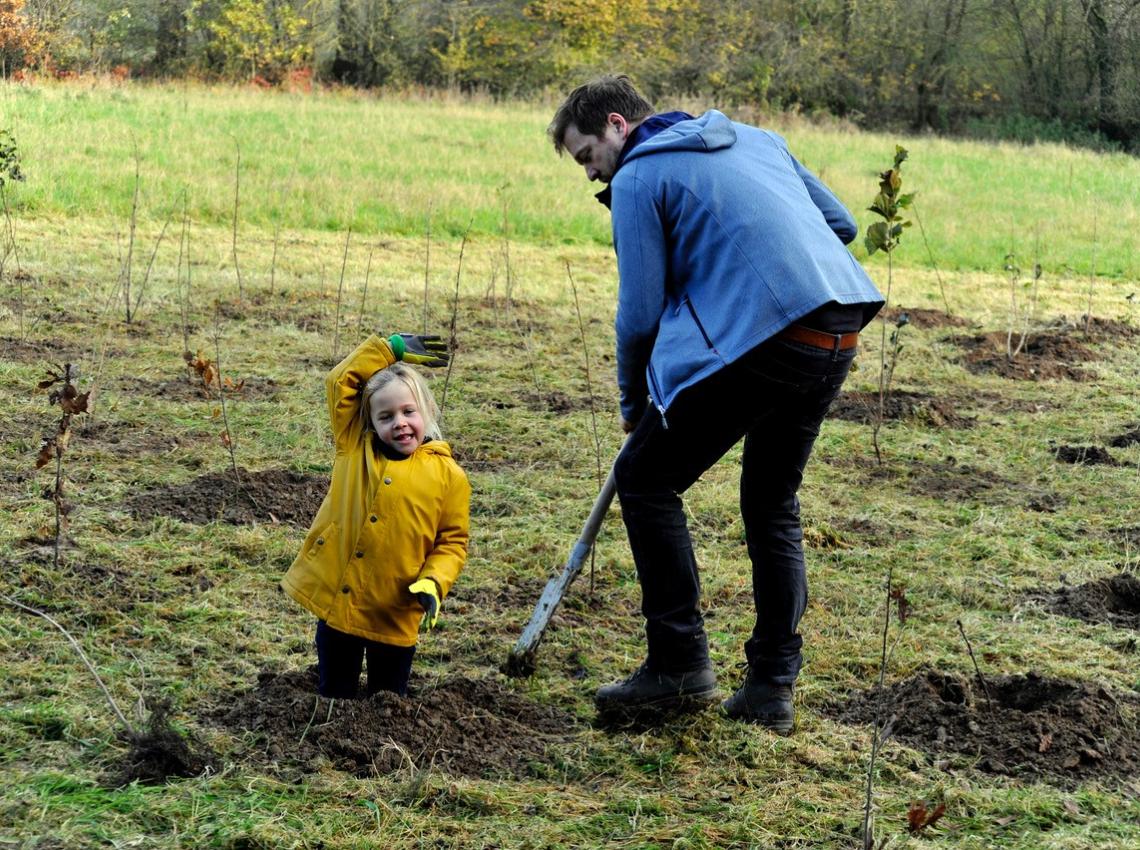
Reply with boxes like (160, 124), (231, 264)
(606, 112), (629, 138)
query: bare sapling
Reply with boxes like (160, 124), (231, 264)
(956, 618), (994, 711)
(0, 595), (216, 782)
(1007, 243), (1043, 361)
(422, 203), (433, 333)
(567, 261), (604, 592)
(0, 128), (26, 336)
(865, 146), (912, 464)
(512, 312), (542, 396)
(357, 245), (375, 337)
(498, 185), (514, 320)
(861, 569), (911, 850)
(177, 190), (192, 361)
(333, 228), (351, 360)
(910, 197), (952, 317)
(131, 192), (179, 320)
(35, 363), (92, 569)
(231, 141), (244, 303)
(211, 303), (241, 486)
(1004, 250), (1022, 360)
(121, 139), (141, 324)
(269, 221), (281, 298)
(0, 595), (131, 731)
(1084, 203), (1097, 337)
(439, 224), (471, 422)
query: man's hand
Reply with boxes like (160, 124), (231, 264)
(388, 333), (450, 367)
(621, 415), (639, 434)
(409, 578), (440, 631)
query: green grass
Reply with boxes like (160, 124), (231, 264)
(2, 81), (1140, 849)
(2, 80), (1138, 276)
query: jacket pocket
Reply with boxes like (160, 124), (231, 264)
(305, 522), (338, 559)
(682, 296), (716, 351)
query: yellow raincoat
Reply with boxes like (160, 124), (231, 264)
(282, 336), (470, 646)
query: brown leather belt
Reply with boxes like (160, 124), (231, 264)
(778, 323), (860, 351)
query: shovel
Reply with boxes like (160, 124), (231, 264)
(504, 456), (619, 677)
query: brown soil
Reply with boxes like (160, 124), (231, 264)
(950, 330), (1098, 381)
(110, 702), (217, 787)
(1054, 444), (1119, 466)
(1108, 426), (1140, 448)
(212, 667), (575, 779)
(846, 456), (1060, 511)
(114, 375), (280, 402)
(1, 335), (86, 364)
(1038, 573), (1140, 629)
(828, 390), (976, 428)
(469, 389), (596, 415)
(880, 307), (971, 329)
(830, 668), (1140, 784)
(127, 467), (328, 527)
(72, 419), (196, 457)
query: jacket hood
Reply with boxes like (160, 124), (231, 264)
(622, 110), (737, 165)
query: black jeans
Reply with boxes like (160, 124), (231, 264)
(614, 335), (856, 684)
(315, 620), (416, 697)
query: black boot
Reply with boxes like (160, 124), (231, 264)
(721, 667), (795, 733)
(595, 662), (719, 718)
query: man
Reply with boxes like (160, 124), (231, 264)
(549, 75), (883, 731)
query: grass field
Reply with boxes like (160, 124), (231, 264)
(2, 81), (1139, 849)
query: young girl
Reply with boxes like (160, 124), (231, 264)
(282, 332), (470, 698)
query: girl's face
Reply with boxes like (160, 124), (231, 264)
(368, 380), (425, 455)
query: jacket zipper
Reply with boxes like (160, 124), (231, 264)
(647, 364), (668, 429)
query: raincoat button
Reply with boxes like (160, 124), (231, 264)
(341, 586), (349, 594)
(384, 477), (392, 485)
(370, 515), (377, 523)
(316, 538), (324, 545)
(355, 551), (364, 558)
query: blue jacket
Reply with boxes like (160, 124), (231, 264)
(609, 109), (884, 423)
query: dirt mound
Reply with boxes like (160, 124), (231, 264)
(127, 468), (328, 526)
(1039, 573), (1140, 629)
(879, 307), (970, 329)
(830, 668), (1140, 784)
(1054, 444), (1119, 465)
(1109, 426), (1140, 448)
(828, 390), (975, 428)
(213, 668), (575, 779)
(950, 330), (1097, 381)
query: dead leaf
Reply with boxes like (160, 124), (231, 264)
(1062, 799), (1080, 815)
(907, 800), (946, 834)
(1038, 732), (1053, 752)
(35, 437), (56, 469)
(60, 390), (91, 415)
(220, 432), (232, 448)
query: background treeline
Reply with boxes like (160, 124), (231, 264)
(2, 0), (1139, 151)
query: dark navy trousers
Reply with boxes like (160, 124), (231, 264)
(614, 334), (856, 684)
(315, 620), (416, 697)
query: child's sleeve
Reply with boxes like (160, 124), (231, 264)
(419, 466), (471, 598)
(325, 335), (398, 449)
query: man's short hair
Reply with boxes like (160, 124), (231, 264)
(548, 74), (654, 155)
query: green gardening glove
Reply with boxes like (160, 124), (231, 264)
(388, 333), (450, 368)
(409, 578), (441, 632)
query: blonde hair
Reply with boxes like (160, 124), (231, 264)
(360, 363), (442, 441)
